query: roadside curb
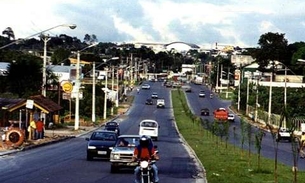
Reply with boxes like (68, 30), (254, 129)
(0, 136), (76, 156)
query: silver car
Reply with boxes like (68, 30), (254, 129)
(109, 135), (154, 173)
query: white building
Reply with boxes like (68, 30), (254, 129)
(47, 65), (77, 83)
(0, 62), (10, 76)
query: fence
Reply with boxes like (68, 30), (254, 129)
(247, 106), (305, 134)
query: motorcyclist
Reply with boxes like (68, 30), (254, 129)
(137, 88), (140, 94)
(210, 93), (213, 98)
(132, 135), (159, 183)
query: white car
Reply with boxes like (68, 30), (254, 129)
(228, 114), (235, 122)
(151, 92), (158, 99)
(139, 119), (159, 140)
(141, 84), (151, 89)
(156, 98), (165, 108)
(276, 128), (292, 142)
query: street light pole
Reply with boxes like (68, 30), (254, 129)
(103, 67), (108, 120)
(111, 65), (114, 115)
(75, 50), (81, 130)
(237, 67), (242, 111)
(246, 76), (250, 115)
(116, 69), (119, 107)
(75, 43), (98, 130)
(267, 70), (273, 124)
(92, 61), (96, 123)
(255, 78), (259, 122)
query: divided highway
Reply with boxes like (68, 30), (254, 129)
(0, 81), (206, 183)
(187, 83), (305, 171)
(0, 81), (301, 183)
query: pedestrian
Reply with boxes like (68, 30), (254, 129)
(36, 118), (44, 139)
(28, 119), (36, 140)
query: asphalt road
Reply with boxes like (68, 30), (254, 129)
(186, 82), (305, 171)
(0, 81), (206, 183)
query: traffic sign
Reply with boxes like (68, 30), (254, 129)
(62, 82), (73, 93)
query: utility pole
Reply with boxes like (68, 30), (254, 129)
(111, 65), (114, 115)
(220, 64), (223, 93)
(41, 34), (51, 97)
(216, 62), (219, 93)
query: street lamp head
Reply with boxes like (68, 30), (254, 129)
(68, 24), (77, 29)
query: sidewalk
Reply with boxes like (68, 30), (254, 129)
(0, 125), (97, 156)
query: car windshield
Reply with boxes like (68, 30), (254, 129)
(91, 132), (116, 141)
(116, 137), (140, 147)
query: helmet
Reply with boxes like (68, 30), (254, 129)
(139, 135), (149, 147)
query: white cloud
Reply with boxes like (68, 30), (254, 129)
(112, 15), (155, 42)
(1, 0), (305, 47)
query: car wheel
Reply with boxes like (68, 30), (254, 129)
(110, 165), (119, 173)
(87, 154), (93, 161)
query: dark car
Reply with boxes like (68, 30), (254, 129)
(86, 130), (118, 160)
(199, 90), (205, 97)
(145, 98), (153, 105)
(104, 121), (120, 135)
(201, 108), (210, 116)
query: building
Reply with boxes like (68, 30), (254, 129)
(0, 62), (10, 76)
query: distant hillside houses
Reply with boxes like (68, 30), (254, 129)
(134, 41), (200, 54)
(134, 41), (243, 57)
(0, 62), (9, 76)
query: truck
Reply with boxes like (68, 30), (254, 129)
(213, 108), (229, 121)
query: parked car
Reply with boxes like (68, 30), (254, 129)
(141, 84), (151, 89)
(145, 98), (153, 105)
(199, 90), (205, 97)
(86, 130), (118, 161)
(104, 121), (120, 135)
(109, 135), (155, 173)
(156, 98), (165, 108)
(201, 108), (210, 116)
(151, 92), (158, 99)
(276, 128), (293, 142)
(228, 114), (235, 122)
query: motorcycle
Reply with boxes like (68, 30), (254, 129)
(210, 94), (214, 99)
(138, 159), (156, 183)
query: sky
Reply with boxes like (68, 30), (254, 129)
(1, 0), (305, 49)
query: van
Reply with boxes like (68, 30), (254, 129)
(139, 119), (159, 140)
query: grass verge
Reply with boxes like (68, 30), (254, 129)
(172, 89), (305, 183)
